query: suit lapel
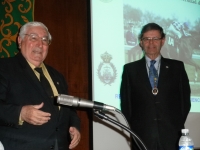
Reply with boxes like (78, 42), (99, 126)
(16, 53), (55, 107)
(138, 57), (153, 92)
(45, 66), (63, 94)
(45, 65), (64, 114)
(157, 57), (170, 89)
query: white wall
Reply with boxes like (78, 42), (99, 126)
(185, 113), (200, 149)
(93, 113), (200, 150)
(93, 111), (131, 150)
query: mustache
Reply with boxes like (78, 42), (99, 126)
(33, 47), (42, 53)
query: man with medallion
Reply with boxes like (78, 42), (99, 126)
(120, 23), (191, 150)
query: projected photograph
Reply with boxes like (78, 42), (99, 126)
(123, 0), (200, 110)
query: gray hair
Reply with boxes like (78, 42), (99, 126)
(19, 21), (52, 41)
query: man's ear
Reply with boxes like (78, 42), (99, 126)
(139, 41), (143, 48)
(18, 36), (21, 44)
(161, 38), (166, 46)
(18, 36), (22, 48)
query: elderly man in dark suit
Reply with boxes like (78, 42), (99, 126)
(120, 23), (191, 150)
(0, 21), (81, 150)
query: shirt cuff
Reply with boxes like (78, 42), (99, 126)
(18, 115), (24, 125)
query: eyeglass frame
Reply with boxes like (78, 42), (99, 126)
(23, 33), (51, 45)
(141, 37), (163, 43)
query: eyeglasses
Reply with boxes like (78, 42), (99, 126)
(141, 37), (162, 43)
(24, 33), (51, 46)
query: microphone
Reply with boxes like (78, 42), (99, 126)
(57, 94), (116, 111)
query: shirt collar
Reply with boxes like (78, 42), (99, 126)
(27, 60), (45, 70)
(145, 55), (161, 66)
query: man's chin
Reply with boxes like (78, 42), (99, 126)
(30, 57), (44, 66)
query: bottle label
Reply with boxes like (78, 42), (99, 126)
(179, 146), (194, 150)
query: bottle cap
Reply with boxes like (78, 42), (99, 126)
(181, 129), (189, 134)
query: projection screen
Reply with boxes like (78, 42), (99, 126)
(91, 0), (200, 149)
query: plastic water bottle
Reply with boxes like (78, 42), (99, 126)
(0, 141), (4, 150)
(179, 129), (194, 150)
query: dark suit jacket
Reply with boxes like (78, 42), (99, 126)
(120, 56), (191, 150)
(0, 53), (80, 150)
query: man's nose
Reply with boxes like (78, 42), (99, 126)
(37, 38), (44, 47)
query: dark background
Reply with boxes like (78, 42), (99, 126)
(35, 0), (91, 150)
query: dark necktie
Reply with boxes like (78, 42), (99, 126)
(149, 60), (158, 88)
(35, 67), (54, 98)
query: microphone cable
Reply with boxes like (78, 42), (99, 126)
(115, 109), (148, 150)
(94, 108), (148, 150)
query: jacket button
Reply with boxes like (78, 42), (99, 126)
(56, 127), (58, 131)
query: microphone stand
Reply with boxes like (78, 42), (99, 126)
(93, 110), (148, 150)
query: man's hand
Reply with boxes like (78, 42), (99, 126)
(20, 102), (51, 125)
(69, 127), (81, 149)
